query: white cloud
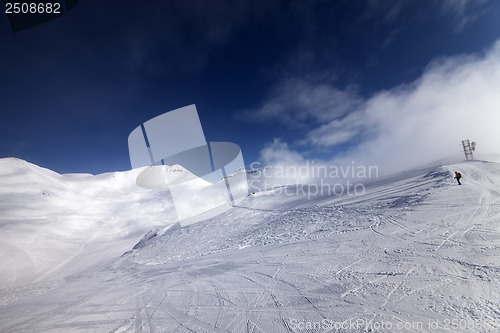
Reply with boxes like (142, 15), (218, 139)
(258, 40), (500, 176)
(438, 0), (488, 32)
(303, 111), (367, 147)
(440, 0), (477, 16)
(259, 138), (304, 166)
(365, 0), (405, 24)
(242, 78), (362, 128)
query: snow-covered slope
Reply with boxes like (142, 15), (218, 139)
(136, 164), (213, 189)
(0, 158), (177, 288)
(0, 158), (499, 332)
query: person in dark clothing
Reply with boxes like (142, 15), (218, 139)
(454, 172), (462, 185)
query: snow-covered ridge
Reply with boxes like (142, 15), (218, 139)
(0, 157), (176, 288)
(125, 163), (455, 264)
(0, 157), (499, 332)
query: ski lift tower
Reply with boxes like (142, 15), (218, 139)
(462, 139), (476, 160)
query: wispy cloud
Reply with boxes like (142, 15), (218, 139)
(365, 0), (406, 24)
(439, 0), (489, 32)
(117, 1), (283, 76)
(255, 40), (500, 176)
(302, 111), (368, 147)
(241, 78), (362, 128)
(260, 138), (304, 166)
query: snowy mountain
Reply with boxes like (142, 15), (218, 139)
(136, 164), (213, 189)
(0, 157), (499, 332)
(0, 158), (177, 287)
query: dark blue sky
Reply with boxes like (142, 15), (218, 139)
(1, 0), (499, 174)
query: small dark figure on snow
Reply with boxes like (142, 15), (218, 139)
(454, 172), (462, 185)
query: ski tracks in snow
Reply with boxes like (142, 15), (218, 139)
(2, 161), (500, 332)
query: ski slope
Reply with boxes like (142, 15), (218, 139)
(0, 158), (177, 287)
(0, 158), (499, 332)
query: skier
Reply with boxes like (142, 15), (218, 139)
(454, 171), (462, 185)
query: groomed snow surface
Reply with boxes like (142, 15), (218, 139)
(0, 157), (499, 332)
